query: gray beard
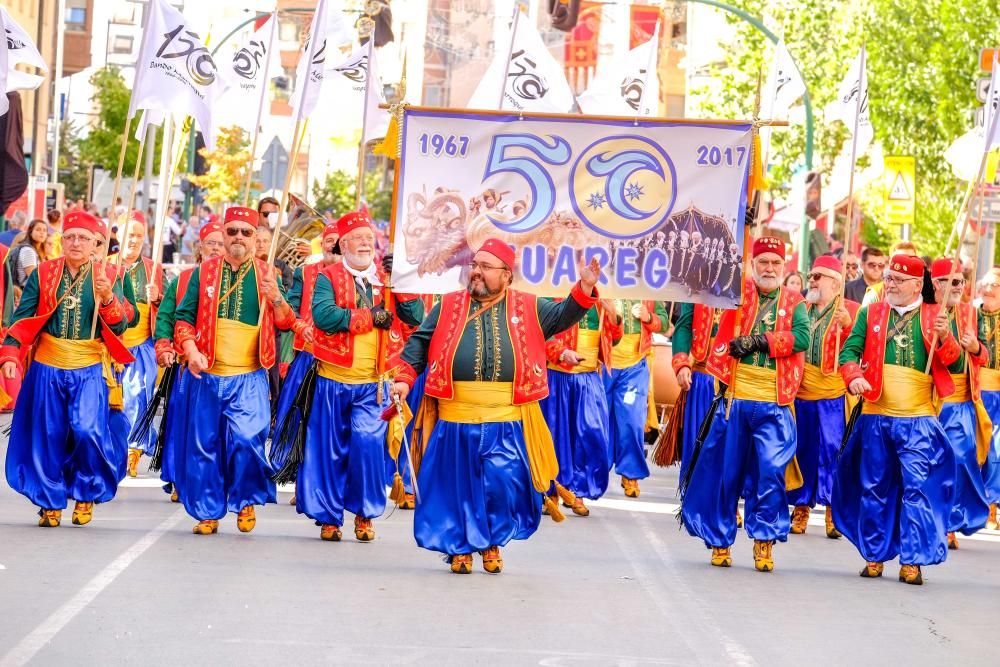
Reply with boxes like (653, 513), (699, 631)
(805, 288), (821, 304)
(229, 244), (249, 260)
(468, 279), (502, 300)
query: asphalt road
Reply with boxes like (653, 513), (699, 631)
(0, 422), (998, 666)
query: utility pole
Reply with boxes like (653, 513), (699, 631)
(51, 0), (66, 185)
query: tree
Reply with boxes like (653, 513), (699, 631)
(57, 119), (90, 202)
(76, 67), (161, 182)
(690, 0), (1000, 258)
(189, 126), (254, 205)
(312, 167), (393, 222)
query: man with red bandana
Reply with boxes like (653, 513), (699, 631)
(173, 206), (302, 535)
(835, 253), (960, 585)
(680, 236), (809, 573)
(2, 210), (134, 527)
(390, 238), (601, 574)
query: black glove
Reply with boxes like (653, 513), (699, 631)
(744, 207), (756, 228)
(371, 306), (394, 330)
(729, 334), (769, 359)
(380, 253), (393, 275)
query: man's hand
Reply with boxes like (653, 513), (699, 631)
(371, 306), (394, 330)
(933, 310), (951, 339)
(156, 349), (176, 367)
(835, 306), (852, 329)
(631, 302), (651, 324)
(94, 270), (114, 305)
(183, 340), (208, 379)
(849, 377), (872, 396)
(260, 266), (282, 304)
(579, 257), (602, 295)
(676, 366), (692, 391)
(146, 282), (160, 304)
(960, 333), (981, 354)
(391, 381), (410, 402)
(599, 298), (619, 322)
(1, 361), (16, 379)
(559, 349), (583, 367)
(295, 240), (311, 258)
(381, 253), (393, 276)
(729, 335), (769, 359)
(302, 325), (315, 344)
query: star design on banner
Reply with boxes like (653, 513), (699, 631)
(625, 181), (644, 202)
(587, 192), (606, 210)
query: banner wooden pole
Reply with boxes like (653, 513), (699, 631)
(115, 124), (150, 270)
(496, 7), (521, 110)
(242, 10), (278, 207)
(151, 116), (192, 268)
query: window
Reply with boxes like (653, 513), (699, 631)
(111, 35), (134, 55)
(65, 0), (88, 32)
(278, 19), (299, 43)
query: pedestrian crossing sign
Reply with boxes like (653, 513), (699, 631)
(883, 156), (915, 226)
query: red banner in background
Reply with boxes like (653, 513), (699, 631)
(629, 5), (660, 49)
(563, 2), (601, 93)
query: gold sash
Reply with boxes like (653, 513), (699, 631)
(317, 330), (379, 384)
(862, 365), (935, 417)
(209, 319), (261, 376)
(942, 374), (993, 466)
(981, 367), (1000, 392)
(572, 329), (600, 373)
(733, 364), (778, 402)
(34, 334), (122, 409)
(438, 381), (558, 492)
(797, 364), (846, 401)
(611, 333), (643, 369)
(122, 303), (152, 348)
(943, 373), (972, 403)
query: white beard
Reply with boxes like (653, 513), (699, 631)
(805, 288), (821, 304)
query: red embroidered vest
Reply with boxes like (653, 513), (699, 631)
(192, 256), (278, 369)
(690, 304), (715, 362)
(425, 289), (548, 405)
(546, 302), (620, 373)
(706, 279), (804, 406)
(293, 262), (322, 351)
(311, 261), (393, 368)
(811, 299), (861, 374)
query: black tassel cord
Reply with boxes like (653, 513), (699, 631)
(839, 398), (864, 459)
(270, 361), (318, 486)
(675, 387), (727, 528)
(130, 363), (178, 472)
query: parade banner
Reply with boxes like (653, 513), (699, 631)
(391, 107), (752, 307)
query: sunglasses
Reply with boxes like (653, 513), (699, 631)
(935, 277), (965, 287)
(225, 227), (254, 238)
(807, 272), (832, 281)
(846, 263), (859, 269)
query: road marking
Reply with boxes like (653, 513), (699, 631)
(0, 508), (185, 667)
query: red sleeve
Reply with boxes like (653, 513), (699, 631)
(570, 282), (598, 309)
(546, 338), (572, 369)
(765, 331), (796, 358)
(937, 332), (962, 367)
(389, 354), (418, 387)
(99, 297), (127, 326)
(604, 313), (623, 342)
(175, 321), (196, 347)
(671, 352), (692, 374)
(349, 309), (374, 334)
(272, 304), (297, 331)
(0, 345), (21, 367)
(840, 361), (864, 386)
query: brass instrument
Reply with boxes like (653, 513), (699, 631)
(275, 193), (327, 269)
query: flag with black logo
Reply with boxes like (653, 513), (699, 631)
(577, 22), (658, 116)
(468, 9), (575, 113)
(0, 6), (48, 116)
(289, 0), (353, 121)
(765, 39), (806, 118)
(825, 46), (873, 156)
(127, 0), (232, 150)
(216, 11), (280, 129)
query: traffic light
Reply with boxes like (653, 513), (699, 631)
(549, 0), (580, 32)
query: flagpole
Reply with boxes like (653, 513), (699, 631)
(151, 116), (192, 268)
(833, 44), (866, 372)
(242, 10), (278, 207)
(637, 18), (660, 121)
(355, 33), (376, 211)
(116, 122), (151, 269)
(496, 6), (521, 110)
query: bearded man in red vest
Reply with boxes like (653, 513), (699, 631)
(390, 238), (601, 575)
(680, 236), (809, 572)
(173, 206), (301, 535)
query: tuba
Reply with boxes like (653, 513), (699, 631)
(275, 193), (328, 269)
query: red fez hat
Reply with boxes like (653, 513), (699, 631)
(128, 210), (146, 224)
(752, 236), (785, 260)
(931, 257), (962, 279)
(63, 210), (102, 236)
(95, 217), (109, 238)
(336, 210), (373, 239)
(199, 222), (223, 242)
(888, 254), (924, 278)
(810, 255), (843, 280)
(478, 237), (515, 269)
(322, 223), (339, 239)
(224, 206), (259, 228)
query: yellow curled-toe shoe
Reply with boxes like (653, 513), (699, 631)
(320, 524), (342, 541)
(450, 553), (473, 574)
(354, 516), (375, 542)
(790, 505), (810, 534)
(898, 564), (923, 585)
(38, 509), (62, 527)
(947, 531), (959, 550)
(480, 546), (503, 574)
(710, 547), (733, 567)
(753, 540), (774, 572)
(571, 497), (590, 517)
(621, 477), (640, 498)
(825, 506), (841, 539)
(399, 493), (416, 510)
(987, 503), (998, 530)
(859, 561), (884, 578)
(170, 487), (180, 503)
(237, 506), (256, 533)
(735, 508), (743, 528)
(192, 519), (219, 535)
(72, 501), (94, 526)
(127, 448), (141, 478)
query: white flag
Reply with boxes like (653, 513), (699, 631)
(765, 39), (806, 117)
(825, 47), (874, 155)
(216, 12), (280, 129)
(128, 0), (232, 150)
(362, 41), (389, 145)
(289, 0), (353, 121)
(0, 6), (48, 116)
(134, 108), (165, 141)
(468, 10), (575, 113)
(577, 23), (659, 116)
(982, 56), (1000, 151)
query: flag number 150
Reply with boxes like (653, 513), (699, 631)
(418, 133), (470, 158)
(696, 144), (747, 167)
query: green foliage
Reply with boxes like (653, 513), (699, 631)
(75, 67), (162, 180)
(690, 0), (1000, 258)
(57, 119), (90, 202)
(189, 126), (253, 205)
(312, 167), (392, 222)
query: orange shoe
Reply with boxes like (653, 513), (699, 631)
(860, 561), (884, 578)
(127, 448), (141, 478)
(192, 519), (219, 535)
(571, 497), (590, 517)
(825, 506), (841, 539)
(399, 493), (415, 510)
(354, 516), (375, 542)
(735, 508), (743, 528)
(450, 554), (473, 574)
(237, 506), (256, 533)
(988, 503), (999, 530)
(753, 540), (774, 572)
(480, 545), (503, 574)
(947, 532), (959, 550)
(621, 478), (640, 498)
(790, 505), (810, 534)
(898, 564), (923, 585)
(72, 501), (94, 526)
(37, 509), (62, 527)
(320, 524), (342, 541)
(170, 487), (180, 503)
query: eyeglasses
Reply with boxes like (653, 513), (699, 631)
(934, 277), (966, 287)
(883, 274), (919, 284)
(62, 234), (93, 245)
(225, 227), (254, 238)
(807, 272), (832, 281)
(467, 262), (508, 273)
(846, 263), (859, 269)
(202, 240), (225, 249)
(865, 262), (887, 269)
